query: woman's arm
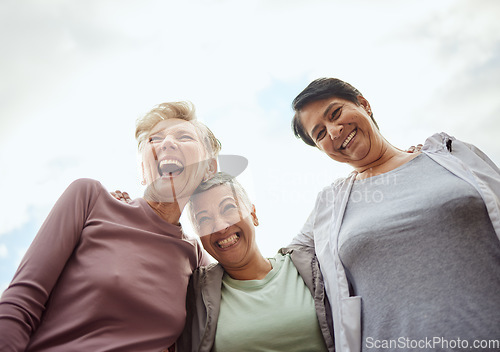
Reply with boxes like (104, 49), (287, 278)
(176, 274), (196, 352)
(289, 209), (316, 248)
(109, 190), (211, 267)
(0, 179), (100, 351)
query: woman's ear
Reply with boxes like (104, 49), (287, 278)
(357, 96), (372, 115)
(204, 158), (218, 181)
(209, 158), (218, 174)
(251, 204), (259, 226)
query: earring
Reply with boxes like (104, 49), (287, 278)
(141, 179), (146, 185)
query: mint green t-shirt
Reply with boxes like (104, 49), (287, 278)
(213, 253), (328, 352)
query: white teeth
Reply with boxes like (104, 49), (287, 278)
(342, 130), (356, 148)
(158, 159), (184, 177)
(217, 234), (239, 248)
(159, 159), (183, 168)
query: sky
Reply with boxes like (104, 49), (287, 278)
(1, 0), (500, 292)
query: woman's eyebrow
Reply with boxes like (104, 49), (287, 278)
(323, 102), (341, 118)
(148, 129), (165, 137)
(311, 124), (322, 140)
(218, 196), (236, 208)
(150, 124), (195, 136)
(174, 127), (194, 134)
(310, 102), (342, 139)
(195, 210), (208, 220)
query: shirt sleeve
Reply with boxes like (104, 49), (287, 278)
(451, 139), (500, 241)
(0, 179), (101, 352)
(288, 193), (321, 249)
(198, 242), (212, 266)
(461, 140), (500, 175)
(176, 273), (197, 352)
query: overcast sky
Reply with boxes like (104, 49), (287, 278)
(1, 0), (500, 292)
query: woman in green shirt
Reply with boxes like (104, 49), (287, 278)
(178, 172), (334, 352)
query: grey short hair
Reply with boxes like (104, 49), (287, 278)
(187, 172), (252, 233)
(135, 101), (221, 158)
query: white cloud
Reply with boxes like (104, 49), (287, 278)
(0, 0), (499, 281)
(0, 244), (8, 259)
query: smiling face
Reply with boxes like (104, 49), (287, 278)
(299, 96), (387, 170)
(141, 118), (211, 202)
(192, 184), (259, 269)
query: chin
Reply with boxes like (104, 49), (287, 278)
(219, 255), (246, 268)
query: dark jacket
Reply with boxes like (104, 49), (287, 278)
(177, 246), (335, 352)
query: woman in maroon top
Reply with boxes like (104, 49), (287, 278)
(0, 102), (220, 352)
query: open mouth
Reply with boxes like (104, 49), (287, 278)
(216, 233), (240, 249)
(340, 129), (357, 149)
(158, 159), (185, 177)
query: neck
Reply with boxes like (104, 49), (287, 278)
(224, 251), (272, 281)
(355, 143), (419, 180)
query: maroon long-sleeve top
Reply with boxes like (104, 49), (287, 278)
(0, 178), (209, 352)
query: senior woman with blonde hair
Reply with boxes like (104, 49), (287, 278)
(0, 101), (220, 352)
(290, 78), (500, 352)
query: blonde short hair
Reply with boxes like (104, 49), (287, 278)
(135, 101), (221, 158)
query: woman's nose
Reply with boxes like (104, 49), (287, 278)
(327, 124), (343, 140)
(213, 218), (231, 234)
(161, 136), (177, 150)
